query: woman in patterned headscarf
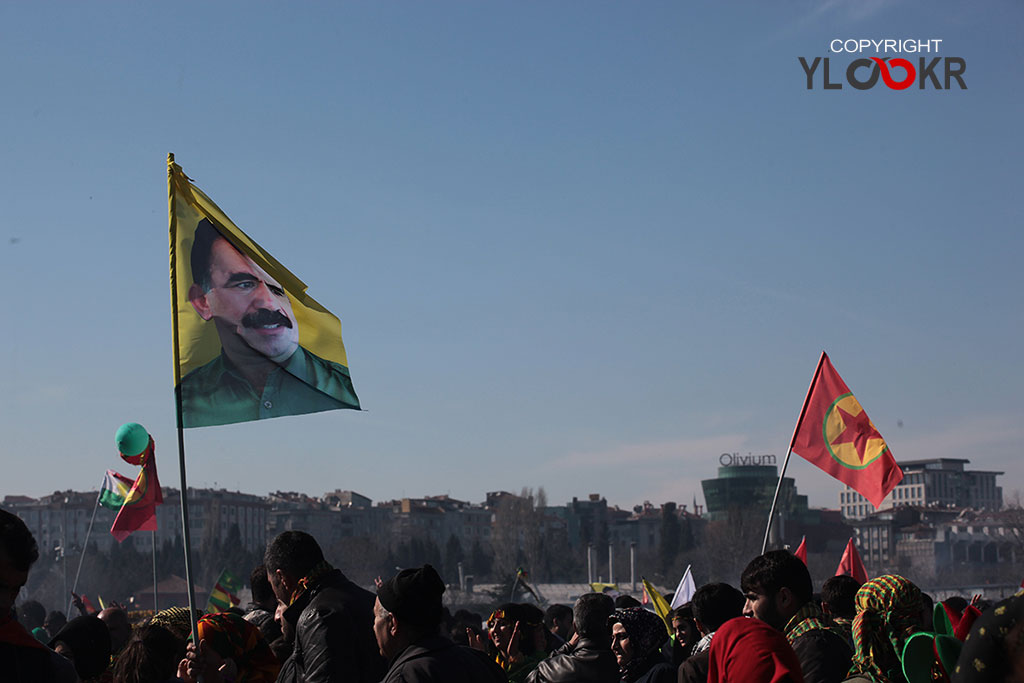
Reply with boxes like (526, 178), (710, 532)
(608, 607), (675, 683)
(148, 606), (204, 644)
(179, 612), (280, 683)
(950, 589), (1024, 682)
(845, 574), (925, 683)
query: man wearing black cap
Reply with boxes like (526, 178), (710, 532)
(374, 564), (505, 683)
(49, 615), (113, 681)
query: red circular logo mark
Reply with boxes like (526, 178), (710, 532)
(870, 57), (916, 90)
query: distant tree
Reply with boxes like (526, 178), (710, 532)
(157, 536), (186, 580)
(679, 514), (695, 552)
(394, 537), (443, 572)
(328, 536), (390, 585)
(444, 534), (464, 583)
(22, 547), (61, 613)
(540, 525), (578, 582)
(469, 540), (492, 579)
(491, 491), (531, 577)
(98, 535), (153, 606)
(422, 538), (443, 570)
(218, 524), (258, 583)
(700, 505), (765, 583)
(522, 488), (546, 581)
(659, 503), (681, 575)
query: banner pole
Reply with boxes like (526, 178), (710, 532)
(169, 153), (200, 641)
(761, 449), (794, 555)
(174, 416), (199, 633)
(152, 530), (159, 612)
(68, 489), (102, 614)
(761, 351), (827, 554)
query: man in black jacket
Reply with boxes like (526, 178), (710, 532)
(524, 593), (620, 683)
(266, 530), (385, 683)
(373, 564), (505, 683)
(740, 550), (852, 683)
(244, 563), (282, 646)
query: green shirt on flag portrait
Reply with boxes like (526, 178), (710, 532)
(180, 345), (359, 428)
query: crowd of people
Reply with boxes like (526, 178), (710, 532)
(2, 507), (1021, 682)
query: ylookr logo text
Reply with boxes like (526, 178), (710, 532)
(800, 38), (966, 91)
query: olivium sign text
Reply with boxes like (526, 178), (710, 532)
(800, 38), (966, 90)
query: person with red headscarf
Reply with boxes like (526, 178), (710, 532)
(708, 617), (804, 683)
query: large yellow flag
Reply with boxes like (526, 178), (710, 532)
(168, 154), (359, 428)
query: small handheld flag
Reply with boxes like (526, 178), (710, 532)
(641, 577), (673, 634)
(794, 536), (807, 565)
(207, 570), (243, 612)
(81, 595), (98, 614)
(669, 565), (696, 610)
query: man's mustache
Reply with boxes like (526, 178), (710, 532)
(241, 309), (294, 329)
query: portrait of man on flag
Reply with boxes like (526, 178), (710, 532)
(170, 157), (360, 428)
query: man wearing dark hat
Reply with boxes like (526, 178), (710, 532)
(49, 615), (113, 681)
(374, 564), (505, 683)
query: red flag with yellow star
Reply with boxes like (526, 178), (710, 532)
(791, 352), (902, 508)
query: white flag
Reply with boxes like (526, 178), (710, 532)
(669, 565), (696, 609)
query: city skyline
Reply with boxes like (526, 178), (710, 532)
(2, 2), (1021, 511)
(6, 451), (1005, 522)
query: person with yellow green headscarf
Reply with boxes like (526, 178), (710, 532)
(179, 612), (279, 683)
(844, 574), (924, 683)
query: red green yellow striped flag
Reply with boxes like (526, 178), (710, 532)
(207, 570), (243, 612)
(98, 470), (134, 511)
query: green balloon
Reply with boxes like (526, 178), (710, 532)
(116, 422), (149, 456)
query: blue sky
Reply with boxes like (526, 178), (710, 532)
(1, 1), (1021, 512)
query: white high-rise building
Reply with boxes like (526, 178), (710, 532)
(839, 458), (1003, 520)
